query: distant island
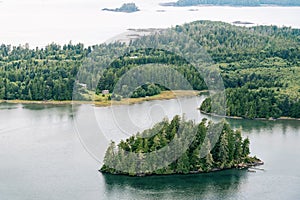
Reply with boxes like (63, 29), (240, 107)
(102, 3), (140, 13)
(160, 0), (300, 7)
(232, 21), (254, 25)
(100, 116), (263, 177)
(156, 9), (166, 12)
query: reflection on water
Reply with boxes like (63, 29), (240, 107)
(204, 113), (300, 135)
(0, 103), (79, 137)
(102, 169), (248, 200)
(0, 98), (300, 200)
(22, 103), (78, 114)
(0, 103), (19, 110)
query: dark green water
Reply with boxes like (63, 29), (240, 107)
(0, 96), (299, 200)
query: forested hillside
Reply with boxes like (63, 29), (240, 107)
(189, 21), (300, 118)
(201, 87), (300, 119)
(0, 21), (299, 118)
(0, 43), (88, 100)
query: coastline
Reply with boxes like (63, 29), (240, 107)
(200, 110), (300, 121)
(160, 2), (300, 7)
(0, 90), (199, 107)
(100, 159), (264, 177)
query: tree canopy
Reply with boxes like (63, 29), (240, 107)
(100, 116), (261, 176)
(0, 21), (299, 119)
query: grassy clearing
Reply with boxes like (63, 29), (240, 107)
(0, 90), (200, 107)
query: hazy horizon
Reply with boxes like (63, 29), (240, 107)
(1, 0), (300, 47)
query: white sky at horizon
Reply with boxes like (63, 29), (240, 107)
(1, 0), (300, 47)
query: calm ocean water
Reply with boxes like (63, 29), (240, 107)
(1, 1), (300, 199)
(0, 0), (300, 47)
(0, 97), (300, 200)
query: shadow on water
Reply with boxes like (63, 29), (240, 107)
(102, 169), (248, 200)
(227, 118), (300, 135)
(21, 103), (72, 110)
(22, 103), (80, 118)
(0, 103), (81, 128)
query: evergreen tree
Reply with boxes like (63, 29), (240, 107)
(242, 138), (250, 158)
(101, 116), (261, 176)
(218, 134), (229, 167)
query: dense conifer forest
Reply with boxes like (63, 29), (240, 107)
(100, 116), (262, 176)
(0, 21), (299, 118)
(200, 87), (300, 119)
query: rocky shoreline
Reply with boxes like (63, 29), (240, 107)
(100, 159), (264, 177)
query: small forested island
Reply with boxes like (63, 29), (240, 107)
(100, 116), (263, 176)
(102, 3), (140, 13)
(160, 0), (300, 7)
(232, 21), (254, 25)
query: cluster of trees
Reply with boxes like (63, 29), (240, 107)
(131, 83), (161, 98)
(184, 21), (299, 119)
(102, 3), (140, 13)
(95, 48), (207, 96)
(101, 116), (259, 176)
(180, 22), (300, 64)
(201, 87), (300, 119)
(0, 43), (88, 100)
(168, 0), (300, 7)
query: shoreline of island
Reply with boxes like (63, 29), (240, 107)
(100, 159), (264, 177)
(2, 91), (299, 121)
(200, 110), (300, 121)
